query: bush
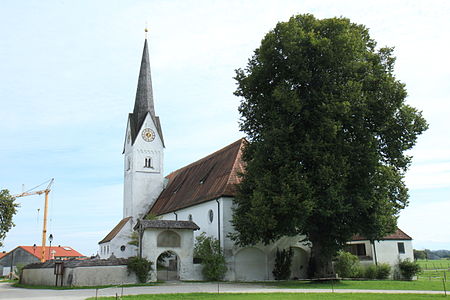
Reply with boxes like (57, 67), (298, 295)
(127, 256), (153, 283)
(272, 248), (293, 280)
(194, 233), (227, 281)
(398, 259), (421, 280)
(364, 264), (378, 279)
(334, 251), (360, 278)
(361, 263), (391, 279)
(376, 263), (391, 279)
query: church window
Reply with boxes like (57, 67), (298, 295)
(188, 214), (193, 221)
(208, 209), (214, 223)
(144, 157), (153, 168)
(120, 245), (126, 252)
(157, 230), (181, 247)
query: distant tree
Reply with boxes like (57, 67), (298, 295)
(231, 14), (428, 278)
(413, 249), (426, 260)
(0, 189), (19, 247)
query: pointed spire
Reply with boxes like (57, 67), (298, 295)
(133, 37), (155, 132)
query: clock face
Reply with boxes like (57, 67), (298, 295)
(142, 128), (155, 142)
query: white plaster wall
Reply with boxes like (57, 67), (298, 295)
(158, 197), (311, 281)
(21, 268), (55, 286)
(374, 240), (414, 266)
(123, 113), (164, 220)
(159, 200), (220, 240)
(22, 266), (137, 286)
(141, 228), (195, 281)
(99, 219), (137, 259)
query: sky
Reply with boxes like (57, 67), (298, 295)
(1, 0), (449, 257)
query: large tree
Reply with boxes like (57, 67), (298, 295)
(0, 189), (18, 247)
(231, 14), (428, 277)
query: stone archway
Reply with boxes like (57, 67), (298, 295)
(291, 247), (308, 279)
(156, 250), (179, 281)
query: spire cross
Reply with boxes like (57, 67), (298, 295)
(145, 23), (149, 39)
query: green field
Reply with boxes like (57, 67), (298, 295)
(266, 280), (447, 291)
(417, 259), (450, 270)
(87, 293), (445, 300)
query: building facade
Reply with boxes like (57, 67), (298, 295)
(98, 38), (414, 281)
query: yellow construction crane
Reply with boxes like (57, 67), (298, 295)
(14, 178), (54, 262)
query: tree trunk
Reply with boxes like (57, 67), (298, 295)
(308, 238), (334, 278)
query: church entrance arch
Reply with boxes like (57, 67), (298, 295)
(156, 250), (179, 281)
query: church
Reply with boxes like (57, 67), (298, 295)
(98, 38), (414, 281)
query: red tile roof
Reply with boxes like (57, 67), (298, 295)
(99, 217), (132, 244)
(149, 138), (246, 216)
(19, 245), (84, 260)
(351, 228), (412, 241)
(0, 252), (6, 259)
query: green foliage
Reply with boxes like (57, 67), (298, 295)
(127, 256), (153, 283)
(128, 231), (139, 246)
(398, 259), (421, 280)
(375, 263), (391, 279)
(413, 249), (427, 260)
(272, 248), (293, 280)
(364, 265), (378, 279)
(194, 233), (227, 281)
(0, 189), (19, 247)
(334, 251), (360, 278)
(231, 13), (428, 278)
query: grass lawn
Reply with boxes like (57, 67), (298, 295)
(264, 280), (447, 291)
(417, 259), (450, 270)
(86, 293), (445, 300)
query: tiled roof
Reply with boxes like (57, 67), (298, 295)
(134, 219), (200, 231)
(98, 217), (132, 244)
(351, 228), (412, 241)
(19, 246), (84, 260)
(0, 252), (7, 259)
(148, 138), (246, 216)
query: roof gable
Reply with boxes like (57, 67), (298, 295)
(148, 138), (246, 215)
(99, 217), (132, 244)
(351, 228), (412, 241)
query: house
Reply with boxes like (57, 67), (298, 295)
(347, 228), (414, 267)
(0, 246), (85, 276)
(98, 37), (414, 281)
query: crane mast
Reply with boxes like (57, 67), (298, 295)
(14, 178), (54, 262)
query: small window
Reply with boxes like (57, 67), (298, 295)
(144, 157), (153, 168)
(208, 209), (214, 223)
(398, 242), (405, 254)
(120, 245), (126, 252)
(188, 214), (193, 222)
(346, 243), (366, 256)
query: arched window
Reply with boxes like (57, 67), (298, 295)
(157, 230), (181, 247)
(208, 209), (214, 223)
(144, 157), (153, 168)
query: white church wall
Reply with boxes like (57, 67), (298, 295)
(159, 200), (220, 240)
(99, 220), (137, 259)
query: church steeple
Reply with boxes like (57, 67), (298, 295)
(129, 37), (164, 146)
(133, 38), (155, 127)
